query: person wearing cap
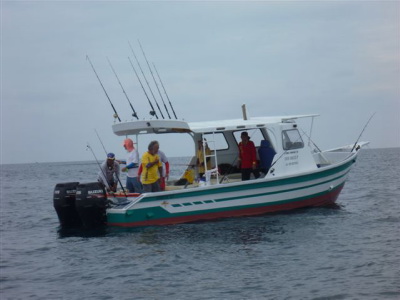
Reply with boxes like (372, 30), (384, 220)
(140, 141), (163, 193)
(97, 153), (120, 192)
(237, 131), (260, 181)
(121, 138), (142, 193)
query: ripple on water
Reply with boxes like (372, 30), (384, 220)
(1, 150), (399, 299)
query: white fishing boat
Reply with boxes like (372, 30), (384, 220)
(54, 107), (368, 228)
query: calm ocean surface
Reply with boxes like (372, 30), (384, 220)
(1, 148), (399, 300)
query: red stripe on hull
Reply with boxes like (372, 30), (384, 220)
(109, 185), (344, 228)
(107, 192), (140, 198)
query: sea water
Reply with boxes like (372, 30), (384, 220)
(1, 148), (399, 300)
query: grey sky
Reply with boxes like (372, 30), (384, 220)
(1, 1), (399, 164)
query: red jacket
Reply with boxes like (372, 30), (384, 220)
(239, 140), (257, 169)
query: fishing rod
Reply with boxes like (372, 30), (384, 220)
(128, 41), (165, 119)
(350, 112), (376, 152)
(300, 128), (322, 153)
(153, 63), (178, 119)
(107, 57), (139, 120)
(128, 57), (158, 119)
(94, 129), (108, 155)
(138, 40), (171, 119)
(86, 55), (121, 122)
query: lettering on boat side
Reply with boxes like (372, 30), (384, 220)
(88, 190), (104, 194)
(54, 190), (60, 194)
(286, 150), (298, 154)
(284, 150), (299, 166)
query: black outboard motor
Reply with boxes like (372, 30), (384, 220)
(53, 182), (81, 227)
(75, 182), (108, 228)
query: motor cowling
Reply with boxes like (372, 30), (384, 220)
(75, 182), (107, 228)
(53, 182), (81, 227)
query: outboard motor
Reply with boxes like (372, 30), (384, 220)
(75, 182), (107, 228)
(53, 182), (81, 227)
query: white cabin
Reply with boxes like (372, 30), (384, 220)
(112, 114), (324, 184)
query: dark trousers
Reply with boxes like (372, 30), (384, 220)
(241, 168), (260, 181)
(126, 177), (142, 193)
(142, 181), (161, 193)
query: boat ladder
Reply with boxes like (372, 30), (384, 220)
(202, 133), (220, 185)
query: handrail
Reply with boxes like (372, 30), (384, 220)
(122, 194), (146, 210)
(202, 132), (219, 185)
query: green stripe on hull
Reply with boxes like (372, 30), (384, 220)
(212, 169), (350, 204)
(107, 183), (345, 225)
(107, 158), (355, 226)
(137, 159), (355, 203)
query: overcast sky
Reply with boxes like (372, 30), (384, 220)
(1, 0), (399, 164)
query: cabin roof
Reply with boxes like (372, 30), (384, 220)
(189, 115), (319, 133)
(112, 120), (191, 136)
(112, 114), (319, 136)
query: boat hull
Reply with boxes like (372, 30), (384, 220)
(107, 157), (355, 227)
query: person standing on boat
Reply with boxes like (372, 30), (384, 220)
(140, 141), (163, 193)
(138, 141), (169, 191)
(98, 153), (120, 192)
(238, 131), (260, 181)
(121, 138), (142, 194)
(196, 139), (212, 178)
(155, 142), (169, 191)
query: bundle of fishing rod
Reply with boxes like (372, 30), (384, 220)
(55, 41), (183, 229)
(86, 40), (178, 123)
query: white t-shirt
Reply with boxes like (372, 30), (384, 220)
(126, 149), (140, 178)
(157, 150), (168, 177)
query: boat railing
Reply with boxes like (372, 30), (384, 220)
(205, 167), (220, 185)
(314, 151), (355, 166)
(122, 194), (146, 210)
(312, 152), (332, 166)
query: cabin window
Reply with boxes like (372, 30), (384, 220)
(202, 133), (229, 151)
(233, 129), (266, 147)
(282, 129), (304, 150)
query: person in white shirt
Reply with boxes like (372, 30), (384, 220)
(156, 146), (170, 191)
(121, 138), (142, 193)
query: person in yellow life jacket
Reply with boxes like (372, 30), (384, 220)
(140, 140), (163, 193)
(196, 139), (212, 178)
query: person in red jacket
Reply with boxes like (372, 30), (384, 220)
(237, 131), (260, 181)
